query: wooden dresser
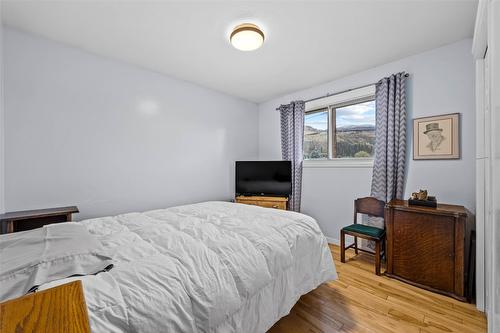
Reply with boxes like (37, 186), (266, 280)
(385, 199), (474, 302)
(235, 196), (288, 210)
(0, 281), (91, 333)
(0, 206), (79, 234)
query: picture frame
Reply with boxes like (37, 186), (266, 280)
(413, 113), (460, 160)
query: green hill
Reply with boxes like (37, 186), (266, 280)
(304, 125), (375, 159)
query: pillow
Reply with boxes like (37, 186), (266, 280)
(0, 222), (112, 302)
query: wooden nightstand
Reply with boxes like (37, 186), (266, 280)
(0, 281), (91, 333)
(235, 196), (288, 210)
(0, 206), (79, 234)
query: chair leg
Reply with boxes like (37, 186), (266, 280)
(340, 230), (346, 263)
(375, 240), (381, 276)
(354, 236), (358, 254)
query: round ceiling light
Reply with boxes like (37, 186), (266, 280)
(230, 23), (264, 51)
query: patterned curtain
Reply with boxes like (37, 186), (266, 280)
(278, 101), (305, 212)
(370, 72), (407, 207)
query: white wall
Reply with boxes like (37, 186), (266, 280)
(3, 27), (258, 220)
(2, 27), (476, 240)
(259, 39), (475, 241)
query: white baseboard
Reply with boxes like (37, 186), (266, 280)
(326, 236), (339, 245)
(326, 235), (363, 248)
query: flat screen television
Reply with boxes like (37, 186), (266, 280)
(235, 161), (292, 197)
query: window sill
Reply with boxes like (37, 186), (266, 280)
(303, 158), (374, 168)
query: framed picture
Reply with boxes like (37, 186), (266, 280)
(413, 113), (460, 160)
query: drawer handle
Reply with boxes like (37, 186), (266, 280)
(272, 205), (279, 208)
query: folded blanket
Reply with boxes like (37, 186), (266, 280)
(0, 222), (112, 301)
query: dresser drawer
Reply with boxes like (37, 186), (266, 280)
(254, 201), (287, 210)
(392, 210), (455, 292)
(235, 196), (288, 210)
(237, 200), (258, 206)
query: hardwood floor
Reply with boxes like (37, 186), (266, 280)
(269, 244), (486, 333)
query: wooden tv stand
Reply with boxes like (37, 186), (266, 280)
(235, 196), (288, 210)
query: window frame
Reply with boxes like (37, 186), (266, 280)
(303, 85), (376, 168)
(303, 107), (330, 160)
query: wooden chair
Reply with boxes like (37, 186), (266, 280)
(340, 197), (386, 275)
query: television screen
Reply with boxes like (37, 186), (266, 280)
(235, 161), (292, 196)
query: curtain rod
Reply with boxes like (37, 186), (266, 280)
(303, 73), (410, 104)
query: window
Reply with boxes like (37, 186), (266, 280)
(304, 109), (329, 159)
(304, 85), (376, 165)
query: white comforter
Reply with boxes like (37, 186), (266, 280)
(39, 201), (337, 332)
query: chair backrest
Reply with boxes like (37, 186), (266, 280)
(353, 197), (386, 224)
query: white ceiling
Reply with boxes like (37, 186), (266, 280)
(2, 1), (478, 103)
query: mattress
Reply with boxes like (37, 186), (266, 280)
(37, 201), (337, 332)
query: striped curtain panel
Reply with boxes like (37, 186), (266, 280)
(278, 101), (305, 212)
(371, 72), (408, 206)
(364, 72), (407, 238)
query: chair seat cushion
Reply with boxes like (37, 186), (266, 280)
(342, 224), (385, 239)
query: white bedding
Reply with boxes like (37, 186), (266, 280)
(38, 201), (337, 332)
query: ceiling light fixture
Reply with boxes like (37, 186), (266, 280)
(230, 23), (264, 51)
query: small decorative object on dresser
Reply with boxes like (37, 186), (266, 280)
(235, 195), (288, 210)
(0, 206), (79, 234)
(413, 113), (460, 160)
(385, 199), (474, 302)
(0, 281), (91, 333)
(408, 189), (438, 208)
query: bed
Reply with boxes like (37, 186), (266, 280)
(26, 201), (337, 332)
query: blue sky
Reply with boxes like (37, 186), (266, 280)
(305, 100), (375, 130)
